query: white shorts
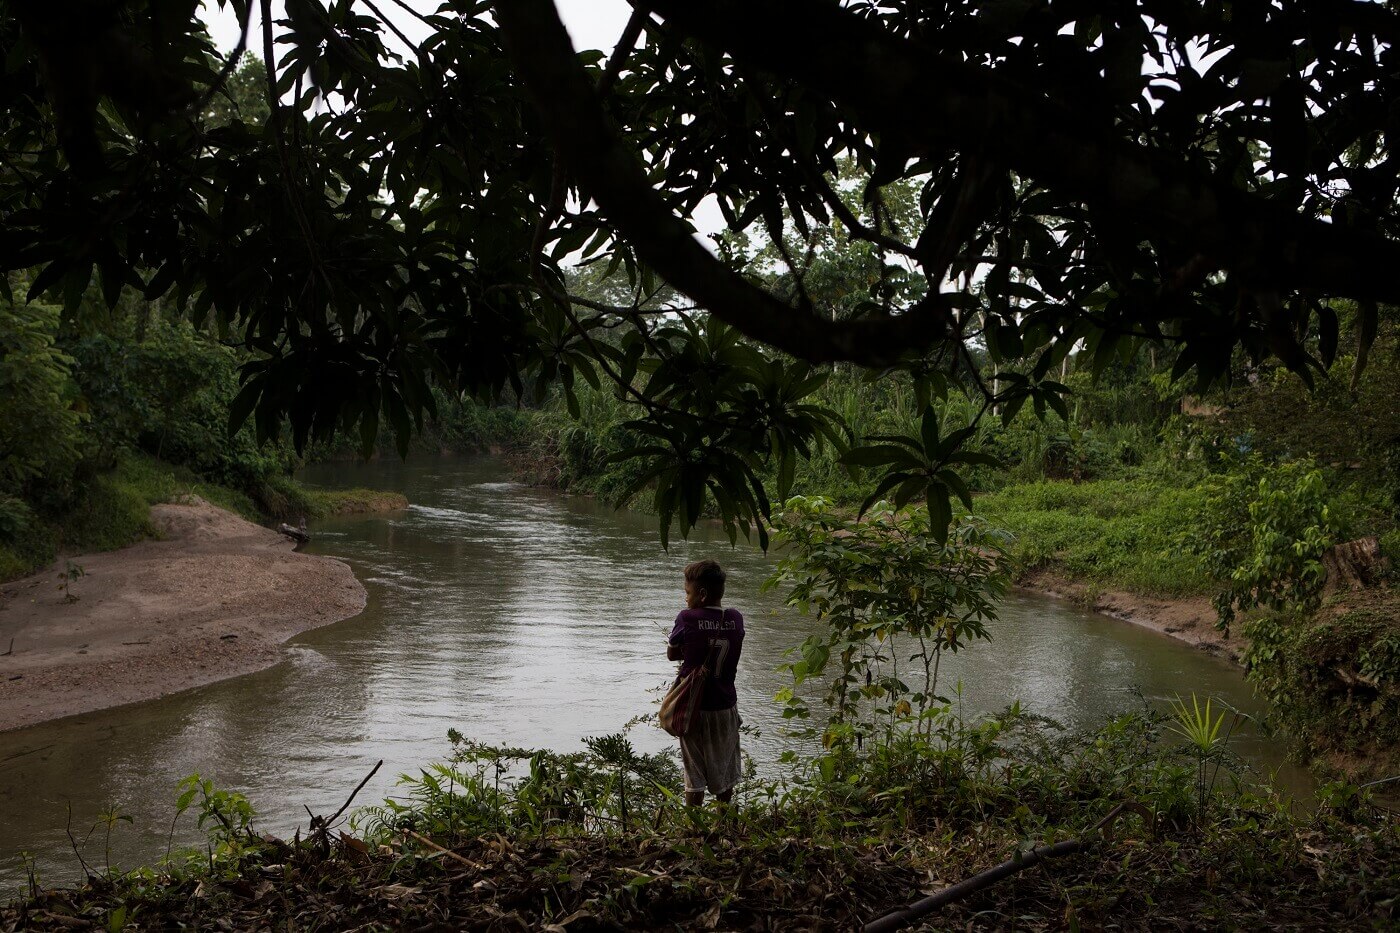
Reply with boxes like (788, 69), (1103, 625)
(680, 706), (742, 795)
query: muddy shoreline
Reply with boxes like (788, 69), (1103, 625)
(1017, 568), (1247, 665)
(0, 498), (368, 733)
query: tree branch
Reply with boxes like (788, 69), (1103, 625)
(633, 0), (1400, 304)
(494, 0), (953, 367)
(600, 9), (649, 96)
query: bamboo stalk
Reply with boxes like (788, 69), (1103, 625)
(863, 839), (1083, 933)
(864, 801), (1148, 933)
(402, 830), (489, 871)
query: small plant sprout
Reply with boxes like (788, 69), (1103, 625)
(58, 560), (85, 603)
(96, 806), (134, 877)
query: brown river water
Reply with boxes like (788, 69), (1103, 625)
(0, 457), (1308, 893)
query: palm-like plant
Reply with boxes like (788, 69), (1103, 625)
(840, 407), (1002, 539)
(1168, 694), (1243, 815)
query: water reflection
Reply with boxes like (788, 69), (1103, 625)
(0, 457), (1302, 892)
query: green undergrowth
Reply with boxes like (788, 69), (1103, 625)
(4, 706), (1396, 931)
(1244, 590), (1400, 781)
(0, 455), (223, 582)
(306, 393), (533, 462)
(0, 454), (400, 583)
(970, 474), (1214, 598)
(258, 476), (409, 521)
(0, 299), (429, 584)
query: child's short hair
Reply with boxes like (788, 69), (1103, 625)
(684, 559), (726, 602)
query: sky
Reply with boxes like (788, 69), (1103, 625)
(203, 0), (638, 62)
(201, 0), (726, 240)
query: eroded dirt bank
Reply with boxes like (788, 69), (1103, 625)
(1018, 568), (1248, 664)
(0, 498), (366, 732)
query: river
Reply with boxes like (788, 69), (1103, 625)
(0, 457), (1306, 893)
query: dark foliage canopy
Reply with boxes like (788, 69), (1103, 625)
(3, 0), (1397, 542)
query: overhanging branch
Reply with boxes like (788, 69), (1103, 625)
(634, 0), (1400, 304)
(494, 0), (953, 367)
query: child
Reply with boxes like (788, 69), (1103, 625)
(666, 558), (745, 807)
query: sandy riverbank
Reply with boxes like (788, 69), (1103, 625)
(1018, 568), (1248, 664)
(0, 498), (367, 733)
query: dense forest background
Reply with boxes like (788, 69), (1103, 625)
(4, 133), (1397, 775)
(4, 1), (1400, 919)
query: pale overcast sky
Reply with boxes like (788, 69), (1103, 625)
(200, 0), (725, 238)
(203, 0), (637, 59)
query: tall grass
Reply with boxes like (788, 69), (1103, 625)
(971, 477), (1213, 597)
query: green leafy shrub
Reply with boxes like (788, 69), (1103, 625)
(0, 300), (85, 509)
(57, 467), (157, 553)
(1186, 459), (1344, 633)
(355, 730), (684, 840)
(1219, 328), (1400, 514)
(1378, 527), (1400, 556)
(172, 773), (259, 865)
(65, 320), (303, 506)
(766, 496), (1010, 752)
(1243, 601), (1400, 774)
(0, 494), (32, 542)
(431, 393), (533, 452)
(0, 302), (412, 580)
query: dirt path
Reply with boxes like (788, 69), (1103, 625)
(0, 498), (366, 733)
(1018, 569), (1249, 664)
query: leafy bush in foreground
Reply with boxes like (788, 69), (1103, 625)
(8, 701), (1397, 932)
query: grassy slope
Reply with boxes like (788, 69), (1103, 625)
(970, 473), (1213, 599)
(1, 455), (244, 582)
(0, 454), (404, 584)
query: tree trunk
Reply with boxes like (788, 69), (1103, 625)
(1322, 536), (1386, 590)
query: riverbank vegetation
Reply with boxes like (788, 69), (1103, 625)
(5, 510), (1398, 928)
(6, 0), (1400, 924)
(6, 707), (1397, 931)
(0, 285), (501, 582)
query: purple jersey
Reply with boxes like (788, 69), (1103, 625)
(668, 607), (745, 711)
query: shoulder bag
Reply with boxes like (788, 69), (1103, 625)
(658, 609), (725, 737)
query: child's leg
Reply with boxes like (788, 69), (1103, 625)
(681, 733), (706, 807)
(682, 709), (740, 808)
(711, 707), (741, 807)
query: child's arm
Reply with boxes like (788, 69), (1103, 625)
(666, 614), (686, 661)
